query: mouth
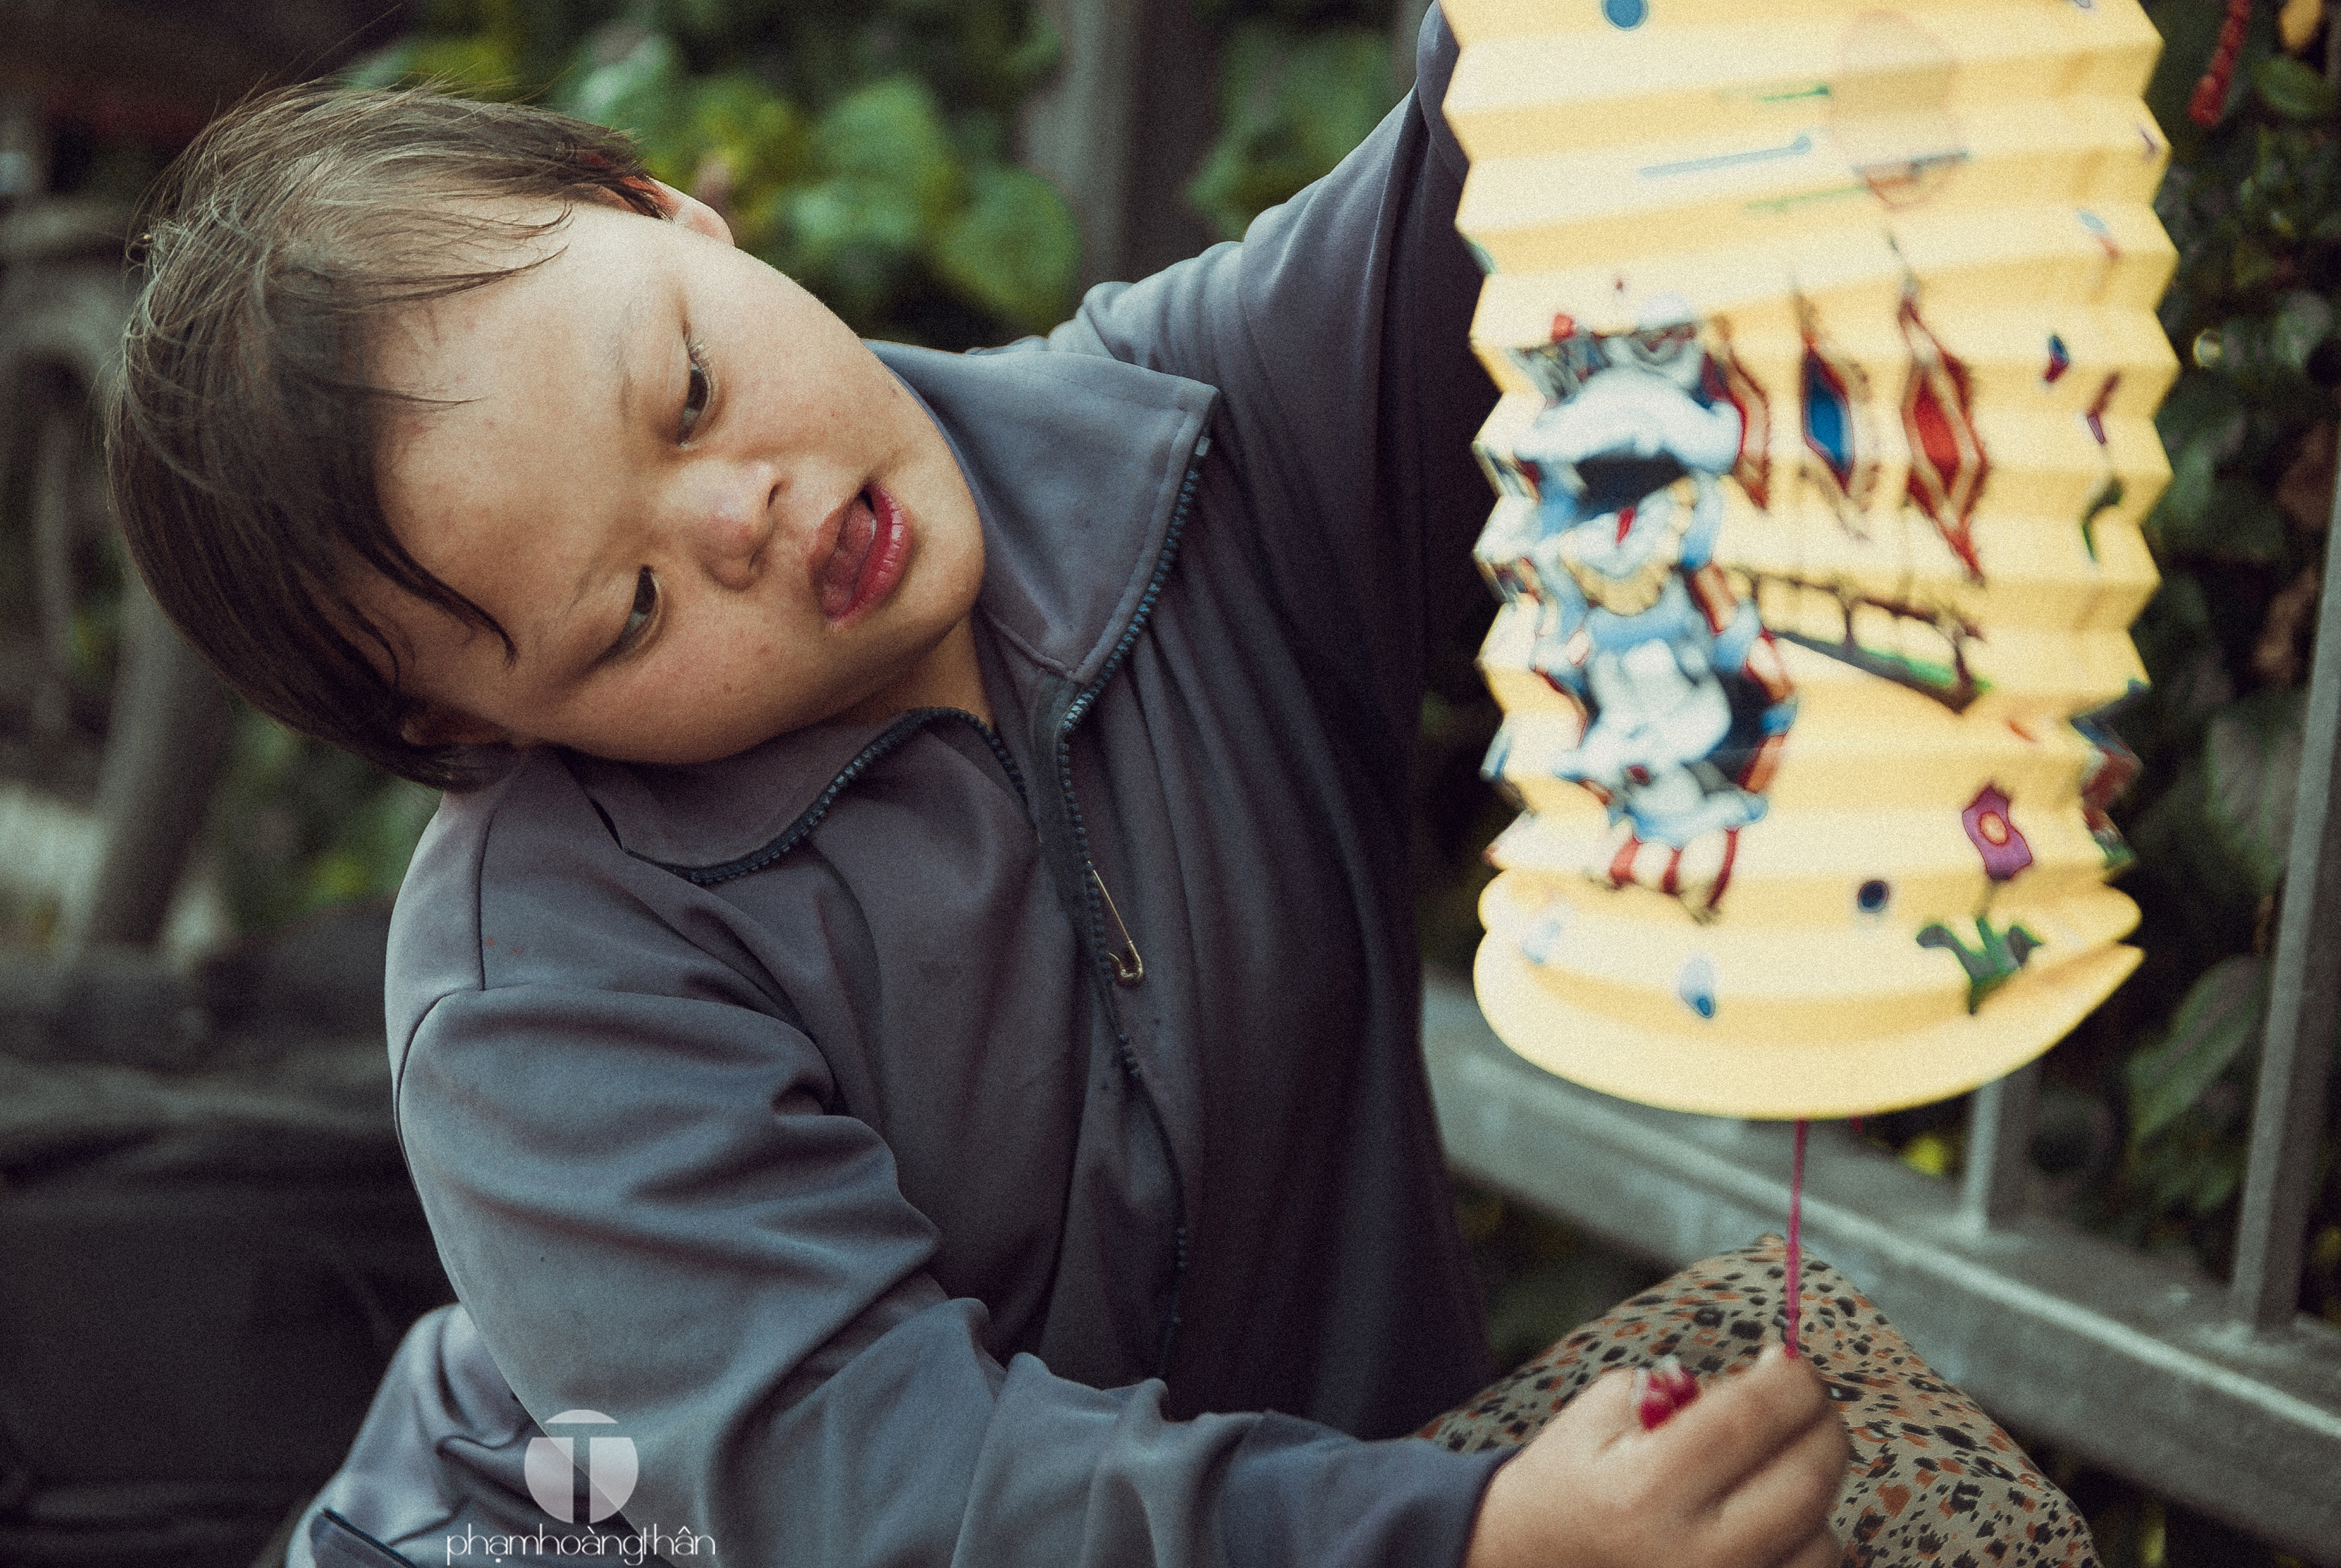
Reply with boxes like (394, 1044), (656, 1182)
(816, 484), (913, 624)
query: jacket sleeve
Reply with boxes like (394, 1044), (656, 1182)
(389, 791), (1506, 1568)
(1053, 1), (1497, 776)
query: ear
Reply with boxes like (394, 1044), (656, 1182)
(400, 700), (525, 750)
(635, 176), (735, 248)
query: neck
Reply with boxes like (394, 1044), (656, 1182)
(836, 615), (993, 728)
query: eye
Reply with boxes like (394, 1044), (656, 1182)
(678, 339), (712, 442)
(609, 567), (658, 658)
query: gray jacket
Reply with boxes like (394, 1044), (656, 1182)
(304, 10), (1509, 1566)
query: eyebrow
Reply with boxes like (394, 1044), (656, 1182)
(549, 287), (661, 660)
(610, 285), (651, 428)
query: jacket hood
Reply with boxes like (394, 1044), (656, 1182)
(563, 338), (1217, 870)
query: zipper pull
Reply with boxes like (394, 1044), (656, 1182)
(1092, 867), (1145, 986)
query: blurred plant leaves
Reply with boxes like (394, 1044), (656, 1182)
(214, 710), (441, 933)
(777, 78), (958, 319)
(560, 27), (682, 130)
(1186, 20), (1397, 239)
(808, 78), (958, 217)
(2156, 369), (2249, 454)
(934, 165), (1085, 332)
(2202, 475), (2288, 559)
(2126, 573), (2240, 767)
(353, 0), (1076, 346)
(2203, 684), (2307, 898)
(2146, 433), (2219, 545)
(2126, 955), (2269, 1146)
(2093, 4), (2341, 1307)
(2255, 53), (2338, 122)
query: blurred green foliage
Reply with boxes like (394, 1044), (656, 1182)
(1186, 2), (1400, 238)
(212, 712), (441, 933)
(354, 0), (1078, 342)
(2073, 0), (2341, 1311)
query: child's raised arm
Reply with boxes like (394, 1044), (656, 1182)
(1046, 1), (1497, 777)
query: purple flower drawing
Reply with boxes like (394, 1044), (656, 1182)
(1962, 784), (2033, 881)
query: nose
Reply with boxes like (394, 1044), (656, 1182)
(672, 459), (777, 591)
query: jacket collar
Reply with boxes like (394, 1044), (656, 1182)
(565, 339), (1217, 869)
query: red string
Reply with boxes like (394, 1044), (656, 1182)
(1784, 1117), (1808, 1358)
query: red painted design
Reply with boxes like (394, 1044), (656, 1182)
(2084, 372), (2119, 446)
(1707, 827), (1741, 910)
(1898, 286), (1989, 579)
(1706, 319), (1774, 509)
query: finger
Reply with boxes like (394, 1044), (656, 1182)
(1710, 1393), (1851, 1559)
(1541, 1366), (1639, 1448)
(1650, 1346), (1835, 1506)
(1766, 1525), (1846, 1568)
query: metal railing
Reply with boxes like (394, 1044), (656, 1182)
(2232, 457), (2341, 1338)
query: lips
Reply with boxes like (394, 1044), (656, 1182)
(816, 485), (912, 623)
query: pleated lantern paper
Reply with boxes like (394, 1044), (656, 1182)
(1447, 0), (2176, 1119)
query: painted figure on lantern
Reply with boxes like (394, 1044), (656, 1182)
(1481, 298), (1796, 913)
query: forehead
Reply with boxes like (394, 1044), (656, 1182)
(371, 203), (670, 519)
(371, 200), (651, 401)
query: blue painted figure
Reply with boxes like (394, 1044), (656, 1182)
(1483, 298), (1796, 912)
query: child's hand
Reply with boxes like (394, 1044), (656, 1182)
(1463, 1345), (1848, 1568)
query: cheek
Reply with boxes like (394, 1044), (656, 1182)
(685, 619), (804, 724)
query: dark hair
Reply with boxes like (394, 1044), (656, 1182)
(106, 84), (666, 788)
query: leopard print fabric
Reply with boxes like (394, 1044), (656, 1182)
(1418, 1236), (2100, 1568)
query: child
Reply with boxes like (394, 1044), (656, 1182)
(109, 7), (1847, 1567)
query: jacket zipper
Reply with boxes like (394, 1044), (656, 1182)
(1051, 443), (1206, 980)
(635, 707), (1029, 886)
(1047, 442), (1207, 1374)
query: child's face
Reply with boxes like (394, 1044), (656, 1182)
(360, 186), (986, 764)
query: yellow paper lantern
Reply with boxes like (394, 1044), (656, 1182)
(1447, 0), (2176, 1120)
